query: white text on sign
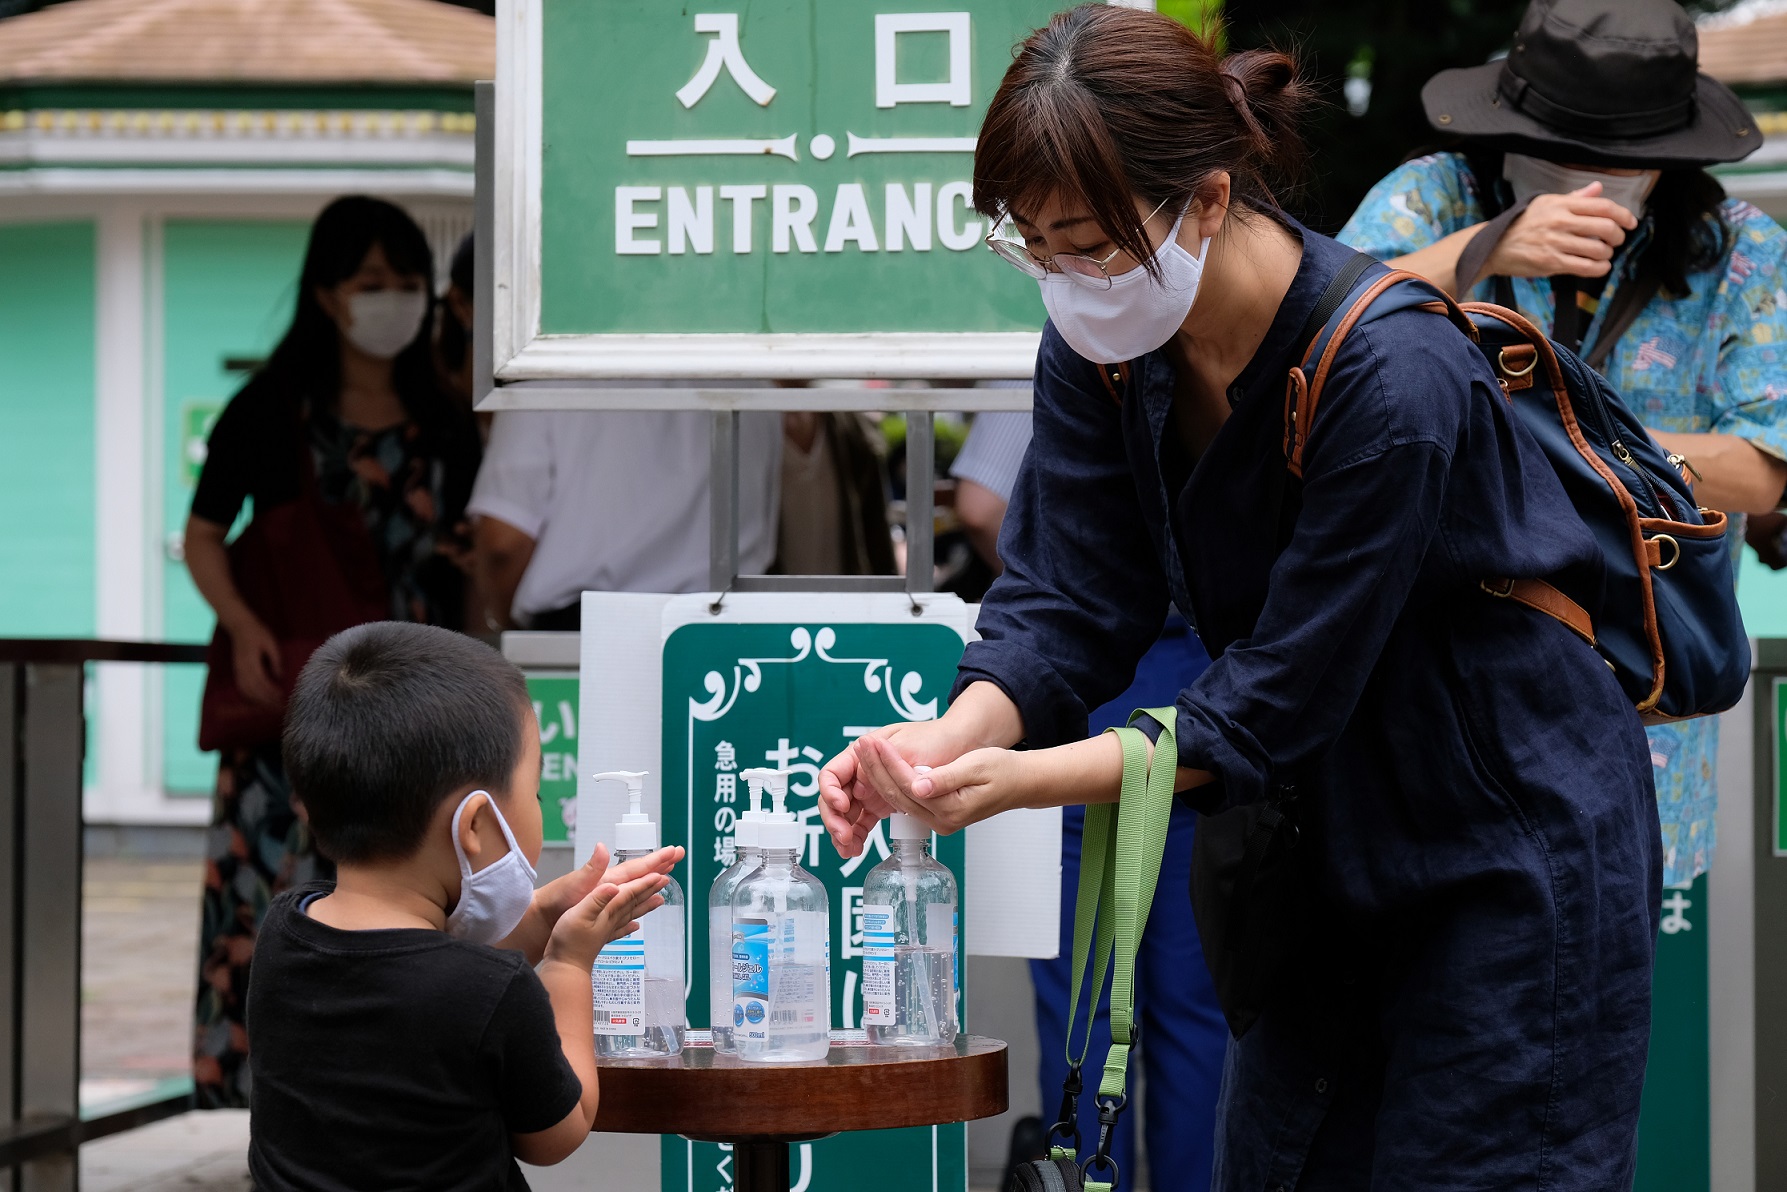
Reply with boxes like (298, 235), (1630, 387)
(616, 182), (982, 255)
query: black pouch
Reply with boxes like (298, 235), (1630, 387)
(1003, 1156), (1085, 1192)
(1189, 783), (1309, 1038)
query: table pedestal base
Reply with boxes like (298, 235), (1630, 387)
(734, 1140), (789, 1192)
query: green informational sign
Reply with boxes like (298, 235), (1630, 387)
(495, 0), (1072, 379)
(661, 620), (968, 1192)
(1634, 876), (1710, 1192)
(528, 673), (578, 845)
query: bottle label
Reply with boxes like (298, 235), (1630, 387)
(732, 918), (772, 1043)
(860, 904), (896, 1024)
(592, 938), (645, 1035)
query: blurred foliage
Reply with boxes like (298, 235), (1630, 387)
(1213, 0), (1529, 232)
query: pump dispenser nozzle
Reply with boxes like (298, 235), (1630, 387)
(593, 770), (657, 852)
(740, 768), (801, 852)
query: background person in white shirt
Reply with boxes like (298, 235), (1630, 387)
(470, 400), (781, 631)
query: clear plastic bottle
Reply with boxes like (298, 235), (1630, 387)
(862, 812), (958, 1046)
(731, 771), (830, 1063)
(590, 771), (686, 1058)
(707, 770), (770, 1054)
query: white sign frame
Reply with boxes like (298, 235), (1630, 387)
(492, 0), (1043, 381)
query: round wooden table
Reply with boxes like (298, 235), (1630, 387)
(594, 1033), (1008, 1192)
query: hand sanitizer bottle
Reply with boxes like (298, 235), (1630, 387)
(862, 811), (958, 1046)
(731, 770), (830, 1063)
(708, 770), (770, 1053)
(590, 771), (685, 1058)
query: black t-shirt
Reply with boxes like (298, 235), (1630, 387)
(247, 885), (582, 1192)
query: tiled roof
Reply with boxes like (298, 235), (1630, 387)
(1700, 8), (1787, 87)
(0, 0), (494, 85)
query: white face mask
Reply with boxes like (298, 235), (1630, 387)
(343, 289), (428, 359)
(443, 790), (537, 945)
(1039, 210), (1212, 364)
(1502, 153), (1659, 220)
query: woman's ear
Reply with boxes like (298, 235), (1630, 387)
(1192, 172), (1232, 243)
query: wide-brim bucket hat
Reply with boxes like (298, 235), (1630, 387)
(1422, 0), (1760, 167)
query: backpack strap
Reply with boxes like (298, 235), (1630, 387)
(1094, 360), (1132, 405)
(1481, 577), (1596, 645)
(1283, 261), (1475, 478)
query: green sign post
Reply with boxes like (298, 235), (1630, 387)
(661, 618), (969, 1192)
(493, 0), (1068, 381)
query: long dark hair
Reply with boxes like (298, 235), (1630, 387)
(1461, 148), (1732, 297)
(259, 196), (451, 430)
(973, 3), (1313, 279)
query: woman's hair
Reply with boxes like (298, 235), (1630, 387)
(973, 3), (1313, 277)
(258, 195), (447, 424)
(436, 232), (474, 376)
(1459, 148), (1733, 297)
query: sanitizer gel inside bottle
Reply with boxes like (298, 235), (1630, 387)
(862, 811), (958, 1047)
(731, 771), (830, 1063)
(590, 771), (686, 1058)
(707, 770), (770, 1053)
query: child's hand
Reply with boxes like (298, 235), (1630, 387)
(543, 871), (670, 970)
(499, 844), (686, 964)
(534, 844), (683, 930)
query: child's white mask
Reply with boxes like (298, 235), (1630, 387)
(444, 790), (537, 945)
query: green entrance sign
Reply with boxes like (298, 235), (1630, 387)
(527, 673), (578, 844)
(661, 618), (969, 1192)
(494, 0), (1076, 380)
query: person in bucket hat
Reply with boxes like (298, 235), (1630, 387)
(1341, 0), (1787, 893)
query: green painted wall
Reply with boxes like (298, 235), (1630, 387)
(160, 218), (309, 792)
(0, 220), (95, 636)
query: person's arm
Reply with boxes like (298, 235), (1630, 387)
(1646, 431), (1787, 514)
(465, 411), (555, 632)
(508, 868), (671, 1167)
(473, 515), (536, 634)
(853, 316), (1477, 834)
(820, 333), (1170, 856)
(184, 515), (283, 705)
(1384, 185), (1638, 298)
(1658, 210), (1787, 516)
(953, 479), (1008, 573)
(184, 390), (283, 705)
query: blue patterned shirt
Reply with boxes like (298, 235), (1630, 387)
(1339, 151), (1787, 884)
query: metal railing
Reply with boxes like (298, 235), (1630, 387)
(1, 639), (208, 1189)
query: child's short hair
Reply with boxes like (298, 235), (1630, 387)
(284, 622), (532, 863)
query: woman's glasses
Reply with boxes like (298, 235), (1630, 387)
(982, 199), (1172, 291)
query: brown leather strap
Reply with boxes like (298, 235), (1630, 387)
(1285, 270), (1475, 478)
(1481, 577), (1595, 645)
(1095, 361), (1130, 406)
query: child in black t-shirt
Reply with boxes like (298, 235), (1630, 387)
(246, 622), (681, 1191)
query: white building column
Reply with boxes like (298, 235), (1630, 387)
(87, 200), (164, 824)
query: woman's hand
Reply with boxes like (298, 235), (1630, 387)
(229, 614), (284, 706)
(819, 720), (976, 857)
(1486, 181), (1639, 282)
(854, 736), (1035, 836)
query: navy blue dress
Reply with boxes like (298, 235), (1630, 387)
(956, 224), (1661, 1189)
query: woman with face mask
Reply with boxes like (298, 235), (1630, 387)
(182, 195), (481, 1108)
(820, 5), (1658, 1186)
(1339, 0), (1786, 894)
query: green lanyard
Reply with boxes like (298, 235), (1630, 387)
(1053, 708), (1178, 1192)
